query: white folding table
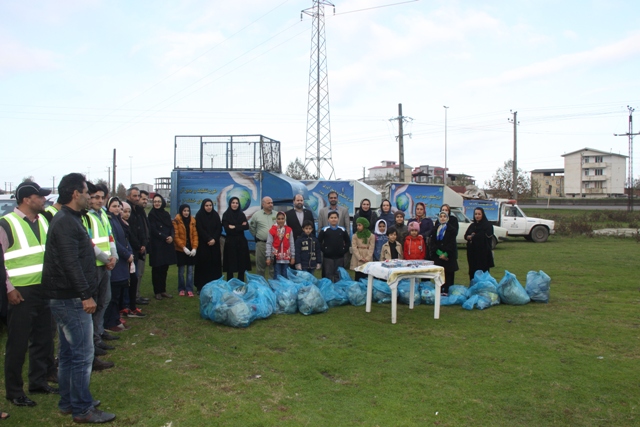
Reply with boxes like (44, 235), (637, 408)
(355, 261), (445, 324)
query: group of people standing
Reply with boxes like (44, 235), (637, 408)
(349, 198), (495, 294)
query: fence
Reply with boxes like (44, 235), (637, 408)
(174, 135), (281, 172)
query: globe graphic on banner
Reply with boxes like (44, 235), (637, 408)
(395, 193), (409, 212)
(227, 186), (252, 211)
(305, 194), (319, 213)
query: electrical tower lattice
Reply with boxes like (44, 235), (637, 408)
(302, 0), (335, 180)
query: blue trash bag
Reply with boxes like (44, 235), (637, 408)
(467, 281), (500, 307)
(420, 283), (436, 305)
(462, 294), (479, 310)
(297, 285), (328, 315)
(245, 272), (269, 288)
(268, 278), (302, 314)
(244, 280), (277, 320)
(470, 270), (499, 288)
(361, 278), (392, 304)
(497, 270), (530, 305)
(397, 279), (421, 306)
(212, 292), (253, 328)
(526, 270), (551, 303)
(227, 278), (247, 291)
(318, 278), (349, 307)
(287, 268), (318, 286)
(449, 285), (468, 296)
(199, 278), (231, 320)
(338, 267), (353, 282)
(462, 294), (493, 310)
(346, 281), (367, 306)
(440, 293), (467, 306)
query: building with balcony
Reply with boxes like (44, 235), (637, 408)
(561, 148), (627, 197)
(531, 168), (564, 197)
(368, 161), (412, 183)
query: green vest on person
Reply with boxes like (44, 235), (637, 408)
(83, 210), (111, 266)
(2, 212), (48, 287)
(44, 205), (58, 217)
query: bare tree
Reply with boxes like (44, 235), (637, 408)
(285, 158), (317, 180)
(484, 160), (532, 198)
(116, 183), (127, 200)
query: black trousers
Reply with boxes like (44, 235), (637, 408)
(4, 284), (53, 399)
(104, 280), (128, 329)
(443, 270), (455, 294)
(152, 265), (169, 295)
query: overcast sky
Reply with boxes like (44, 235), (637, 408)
(1, 0), (639, 191)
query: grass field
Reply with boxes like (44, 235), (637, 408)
(3, 234), (639, 426)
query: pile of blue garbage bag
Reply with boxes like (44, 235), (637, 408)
(199, 267), (552, 327)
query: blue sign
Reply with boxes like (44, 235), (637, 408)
(463, 199), (500, 222)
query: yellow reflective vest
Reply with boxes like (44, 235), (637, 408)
(83, 210), (111, 266)
(2, 212), (48, 287)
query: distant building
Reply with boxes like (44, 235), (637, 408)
(368, 161), (412, 183)
(412, 165), (445, 183)
(133, 182), (153, 194)
(561, 148), (627, 197)
(531, 169), (564, 197)
(155, 177), (171, 201)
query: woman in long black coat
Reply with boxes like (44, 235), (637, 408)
(147, 194), (177, 300)
(194, 198), (222, 291)
(222, 197), (251, 282)
(464, 207), (495, 281)
(430, 211), (459, 295)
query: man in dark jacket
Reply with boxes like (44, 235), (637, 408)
(285, 194), (316, 241)
(42, 173), (116, 424)
(126, 187), (149, 305)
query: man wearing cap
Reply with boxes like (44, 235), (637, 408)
(0, 181), (58, 407)
(248, 196), (276, 278)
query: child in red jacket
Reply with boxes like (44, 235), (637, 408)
(404, 221), (426, 260)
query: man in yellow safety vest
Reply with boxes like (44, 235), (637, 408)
(0, 181), (57, 407)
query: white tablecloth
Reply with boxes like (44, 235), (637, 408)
(355, 261), (445, 323)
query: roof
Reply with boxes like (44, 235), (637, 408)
(530, 168), (564, 174)
(561, 147), (628, 158)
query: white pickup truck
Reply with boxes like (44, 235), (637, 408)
(463, 199), (555, 243)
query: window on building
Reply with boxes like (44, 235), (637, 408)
(595, 156), (603, 162)
(556, 179), (560, 185)
(595, 169), (603, 176)
(595, 181), (603, 189)
(583, 156), (590, 163)
(584, 169), (590, 176)
(556, 188), (560, 194)
(545, 180), (549, 185)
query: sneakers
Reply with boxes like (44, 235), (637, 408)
(119, 308), (131, 317)
(179, 290), (186, 296)
(106, 323), (130, 333)
(187, 291), (195, 297)
(72, 407), (116, 423)
(127, 308), (146, 318)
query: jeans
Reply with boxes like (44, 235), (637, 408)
(273, 262), (289, 280)
(48, 298), (94, 417)
(178, 265), (194, 292)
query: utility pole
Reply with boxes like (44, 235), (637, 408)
(106, 167), (111, 191)
(112, 149), (117, 194)
(614, 106), (638, 211)
(52, 177), (55, 194)
(389, 103), (413, 182)
(444, 106), (449, 185)
(508, 111), (519, 200)
(129, 156), (133, 187)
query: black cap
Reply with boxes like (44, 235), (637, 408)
(15, 181), (51, 201)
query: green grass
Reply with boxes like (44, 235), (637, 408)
(4, 235), (640, 426)
(523, 208), (640, 235)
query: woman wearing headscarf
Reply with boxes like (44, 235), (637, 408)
(104, 197), (135, 331)
(352, 198), (378, 234)
(173, 205), (199, 297)
(464, 207), (495, 281)
(429, 211), (458, 295)
(120, 201), (144, 317)
(194, 199), (222, 291)
(378, 199), (395, 227)
(407, 202), (434, 241)
(148, 194), (177, 300)
(222, 197), (251, 282)
(350, 217), (375, 281)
